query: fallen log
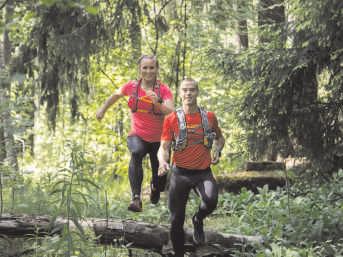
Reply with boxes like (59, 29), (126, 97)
(0, 213), (263, 256)
(216, 171), (286, 193)
(246, 161), (285, 171)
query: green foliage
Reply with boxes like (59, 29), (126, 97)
(209, 171), (343, 256)
(211, 0), (342, 173)
(1, 0), (342, 256)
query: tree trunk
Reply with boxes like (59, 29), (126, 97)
(237, 0), (249, 49)
(0, 213), (263, 256)
(128, 0), (142, 59)
(0, 0), (18, 171)
(290, 61), (323, 160)
(258, 0), (285, 44)
(253, 0), (286, 160)
(0, 127), (6, 161)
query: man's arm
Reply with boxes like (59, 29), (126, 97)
(96, 88), (124, 120)
(157, 140), (172, 176)
(212, 135), (225, 164)
(211, 113), (225, 164)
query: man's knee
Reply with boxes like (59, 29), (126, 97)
(201, 196), (218, 213)
(208, 198), (218, 212)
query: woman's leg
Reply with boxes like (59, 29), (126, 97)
(127, 136), (149, 199)
(148, 142), (160, 190)
(148, 142), (162, 203)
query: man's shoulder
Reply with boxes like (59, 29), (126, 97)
(201, 109), (218, 124)
(165, 110), (177, 119)
(199, 107), (216, 118)
(164, 111), (178, 124)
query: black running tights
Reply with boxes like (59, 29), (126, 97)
(168, 166), (218, 256)
(127, 135), (160, 199)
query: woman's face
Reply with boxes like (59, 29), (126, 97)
(139, 58), (157, 82)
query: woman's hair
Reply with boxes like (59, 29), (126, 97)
(137, 55), (159, 68)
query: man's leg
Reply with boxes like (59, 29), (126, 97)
(168, 169), (191, 257)
(127, 136), (149, 211)
(193, 169), (218, 244)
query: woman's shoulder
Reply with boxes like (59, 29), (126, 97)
(157, 81), (173, 97)
(120, 80), (139, 95)
(158, 81), (170, 89)
(123, 80), (139, 87)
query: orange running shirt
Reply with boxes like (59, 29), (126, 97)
(121, 80), (173, 142)
(161, 110), (223, 170)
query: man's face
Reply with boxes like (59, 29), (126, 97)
(179, 81), (198, 106)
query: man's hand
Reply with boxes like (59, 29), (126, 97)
(158, 140), (172, 176)
(211, 149), (221, 164)
(158, 161), (170, 176)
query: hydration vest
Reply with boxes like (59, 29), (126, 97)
(128, 79), (162, 115)
(172, 107), (216, 151)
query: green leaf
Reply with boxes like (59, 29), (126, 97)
(40, 0), (57, 6)
(71, 216), (85, 235)
(85, 6), (99, 15)
(79, 178), (100, 189)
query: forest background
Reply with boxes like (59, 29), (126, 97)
(0, 0), (342, 256)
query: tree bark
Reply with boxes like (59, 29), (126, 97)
(258, 0), (285, 44)
(0, 126), (6, 161)
(0, 213), (263, 256)
(237, 0), (249, 49)
(0, 0), (18, 171)
(252, 0), (286, 161)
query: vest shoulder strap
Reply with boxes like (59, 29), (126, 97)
(199, 107), (216, 149)
(173, 106), (215, 151)
(173, 108), (187, 151)
(199, 107), (210, 133)
(131, 80), (140, 112)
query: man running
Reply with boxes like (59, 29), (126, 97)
(158, 78), (225, 256)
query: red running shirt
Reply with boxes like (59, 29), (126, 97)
(161, 110), (223, 170)
(120, 80), (173, 142)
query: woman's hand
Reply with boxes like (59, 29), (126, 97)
(146, 90), (161, 105)
(96, 108), (105, 120)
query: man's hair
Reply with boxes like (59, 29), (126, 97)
(137, 55), (159, 68)
(180, 78), (199, 91)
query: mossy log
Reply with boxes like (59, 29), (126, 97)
(216, 171), (287, 193)
(0, 213), (263, 256)
(246, 161), (285, 171)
